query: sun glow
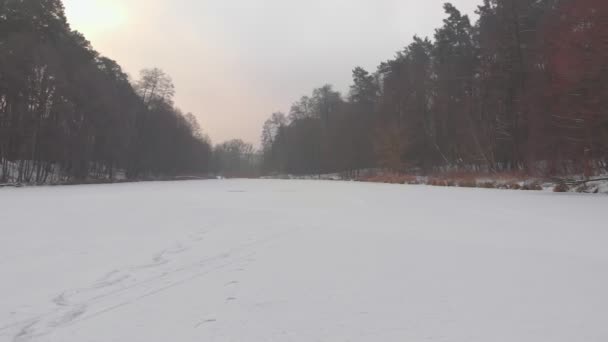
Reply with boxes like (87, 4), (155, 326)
(64, 0), (128, 36)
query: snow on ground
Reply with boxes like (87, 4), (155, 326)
(1, 180), (608, 342)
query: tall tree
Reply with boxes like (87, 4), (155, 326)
(0, 1), (212, 183)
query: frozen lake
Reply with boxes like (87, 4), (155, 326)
(1, 180), (607, 342)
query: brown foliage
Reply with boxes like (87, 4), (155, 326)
(358, 170), (550, 192)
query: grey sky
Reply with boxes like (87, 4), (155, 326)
(64, 0), (481, 145)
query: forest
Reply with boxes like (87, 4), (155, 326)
(1, 0), (607, 184)
(261, 0), (608, 178)
(0, 0), (213, 183)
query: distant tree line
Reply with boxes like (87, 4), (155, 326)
(211, 139), (260, 178)
(261, 0), (608, 177)
(0, 0), (212, 184)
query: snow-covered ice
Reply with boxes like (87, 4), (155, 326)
(1, 179), (608, 342)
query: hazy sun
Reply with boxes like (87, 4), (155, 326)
(64, 0), (128, 35)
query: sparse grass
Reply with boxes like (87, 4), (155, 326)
(358, 174), (420, 185)
(457, 180), (478, 188)
(479, 182), (497, 189)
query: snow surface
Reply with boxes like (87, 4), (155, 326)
(1, 179), (608, 342)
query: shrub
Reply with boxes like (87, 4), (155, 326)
(458, 180), (477, 188)
(430, 179), (448, 186)
(508, 183), (522, 190)
(479, 182), (496, 189)
(522, 183), (543, 191)
(553, 183), (570, 193)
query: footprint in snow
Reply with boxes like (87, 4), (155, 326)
(52, 293), (69, 307)
(166, 244), (189, 254)
(195, 319), (217, 327)
(51, 305), (87, 327)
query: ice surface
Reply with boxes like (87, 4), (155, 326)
(1, 180), (607, 342)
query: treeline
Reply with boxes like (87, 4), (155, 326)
(261, 0), (608, 177)
(211, 139), (260, 178)
(0, 0), (211, 184)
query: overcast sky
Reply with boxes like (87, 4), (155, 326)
(63, 0), (480, 145)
